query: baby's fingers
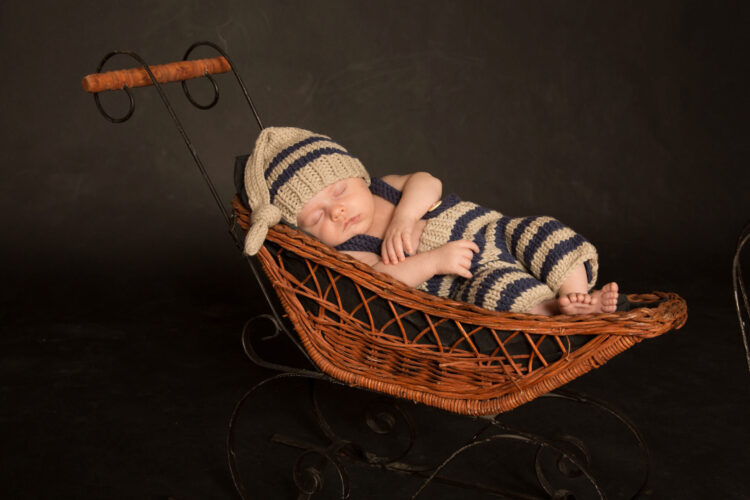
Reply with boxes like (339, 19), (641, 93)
(456, 265), (472, 279)
(393, 236), (406, 262)
(385, 239), (397, 264)
(381, 239), (393, 264)
(465, 240), (480, 253)
(385, 237), (404, 264)
(401, 231), (413, 255)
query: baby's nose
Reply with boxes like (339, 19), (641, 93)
(331, 205), (345, 221)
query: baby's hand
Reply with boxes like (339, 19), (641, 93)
(382, 214), (419, 264)
(434, 240), (480, 279)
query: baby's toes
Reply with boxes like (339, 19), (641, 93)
(569, 293), (584, 304)
(602, 296), (618, 312)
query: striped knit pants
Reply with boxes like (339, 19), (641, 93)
(416, 201), (598, 313)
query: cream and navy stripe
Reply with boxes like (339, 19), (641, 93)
(260, 134), (364, 222)
(242, 127), (370, 256)
(337, 178), (598, 313)
(265, 136), (355, 203)
(417, 200), (598, 312)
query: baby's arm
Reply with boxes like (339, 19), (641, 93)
(344, 239), (479, 288)
(381, 172), (442, 264)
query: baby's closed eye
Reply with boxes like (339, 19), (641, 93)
(302, 210), (323, 228)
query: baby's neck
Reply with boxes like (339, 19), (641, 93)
(365, 196), (395, 238)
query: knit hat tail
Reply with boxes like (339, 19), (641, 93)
(243, 130), (279, 255)
(244, 204), (281, 255)
(242, 127), (370, 255)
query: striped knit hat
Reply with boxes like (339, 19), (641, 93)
(243, 127), (370, 255)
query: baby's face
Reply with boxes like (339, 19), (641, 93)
(297, 177), (374, 246)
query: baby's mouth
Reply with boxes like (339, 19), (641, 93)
(345, 214), (360, 230)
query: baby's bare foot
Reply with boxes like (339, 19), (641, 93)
(596, 282), (619, 313)
(558, 292), (596, 314)
(558, 282), (619, 315)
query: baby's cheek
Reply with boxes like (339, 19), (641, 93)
(301, 224), (323, 241)
(313, 225), (335, 246)
(328, 227), (350, 246)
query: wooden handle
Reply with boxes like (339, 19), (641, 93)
(81, 56), (231, 93)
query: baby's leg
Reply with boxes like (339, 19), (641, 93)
(500, 215), (599, 292)
(451, 262), (555, 314)
(557, 264), (619, 314)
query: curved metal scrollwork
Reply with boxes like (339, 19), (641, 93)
(92, 51), (144, 123)
(89, 41), (264, 245)
(228, 335), (656, 499)
(240, 314), (320, 374)
(534, 434), (592, 498)
(180, 41), (221, 110)
(181, 71), (220, 110)
(361, 398), (417, 465)
(410, 429), (605, 499)
(227, 372), (334, 500)
(89, 43), (291, 337)
(91, 51), (159, 124)
(293, 446), (350, 499)
(182, 41), (264, 130)
(226, 372), (295, 500)
(542, 388), (650, 498)
(308, 383), (418, 468)
(89, 48), (234, 230)
(93, 84), (135, 123)
(733, 222), (750, 373)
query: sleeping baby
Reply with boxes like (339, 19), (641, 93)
(242, 127), (618, 316)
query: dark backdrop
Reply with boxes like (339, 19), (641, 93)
(1, 1), (749, 497)
(2, 0), (747, 315)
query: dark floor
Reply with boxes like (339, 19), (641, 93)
(2, 282), (749, 499)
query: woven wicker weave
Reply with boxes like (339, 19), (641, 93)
(233, 196), (687, 416)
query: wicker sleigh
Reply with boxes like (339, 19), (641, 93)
(82, 42), (687, 418)
(232, 196), (687, 416)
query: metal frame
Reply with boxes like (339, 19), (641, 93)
(733, 223), (750, 373)
(227, 314), (651, 499)
(90, 41), (652, 499)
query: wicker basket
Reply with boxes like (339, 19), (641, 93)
(232, 196), (687, 416)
